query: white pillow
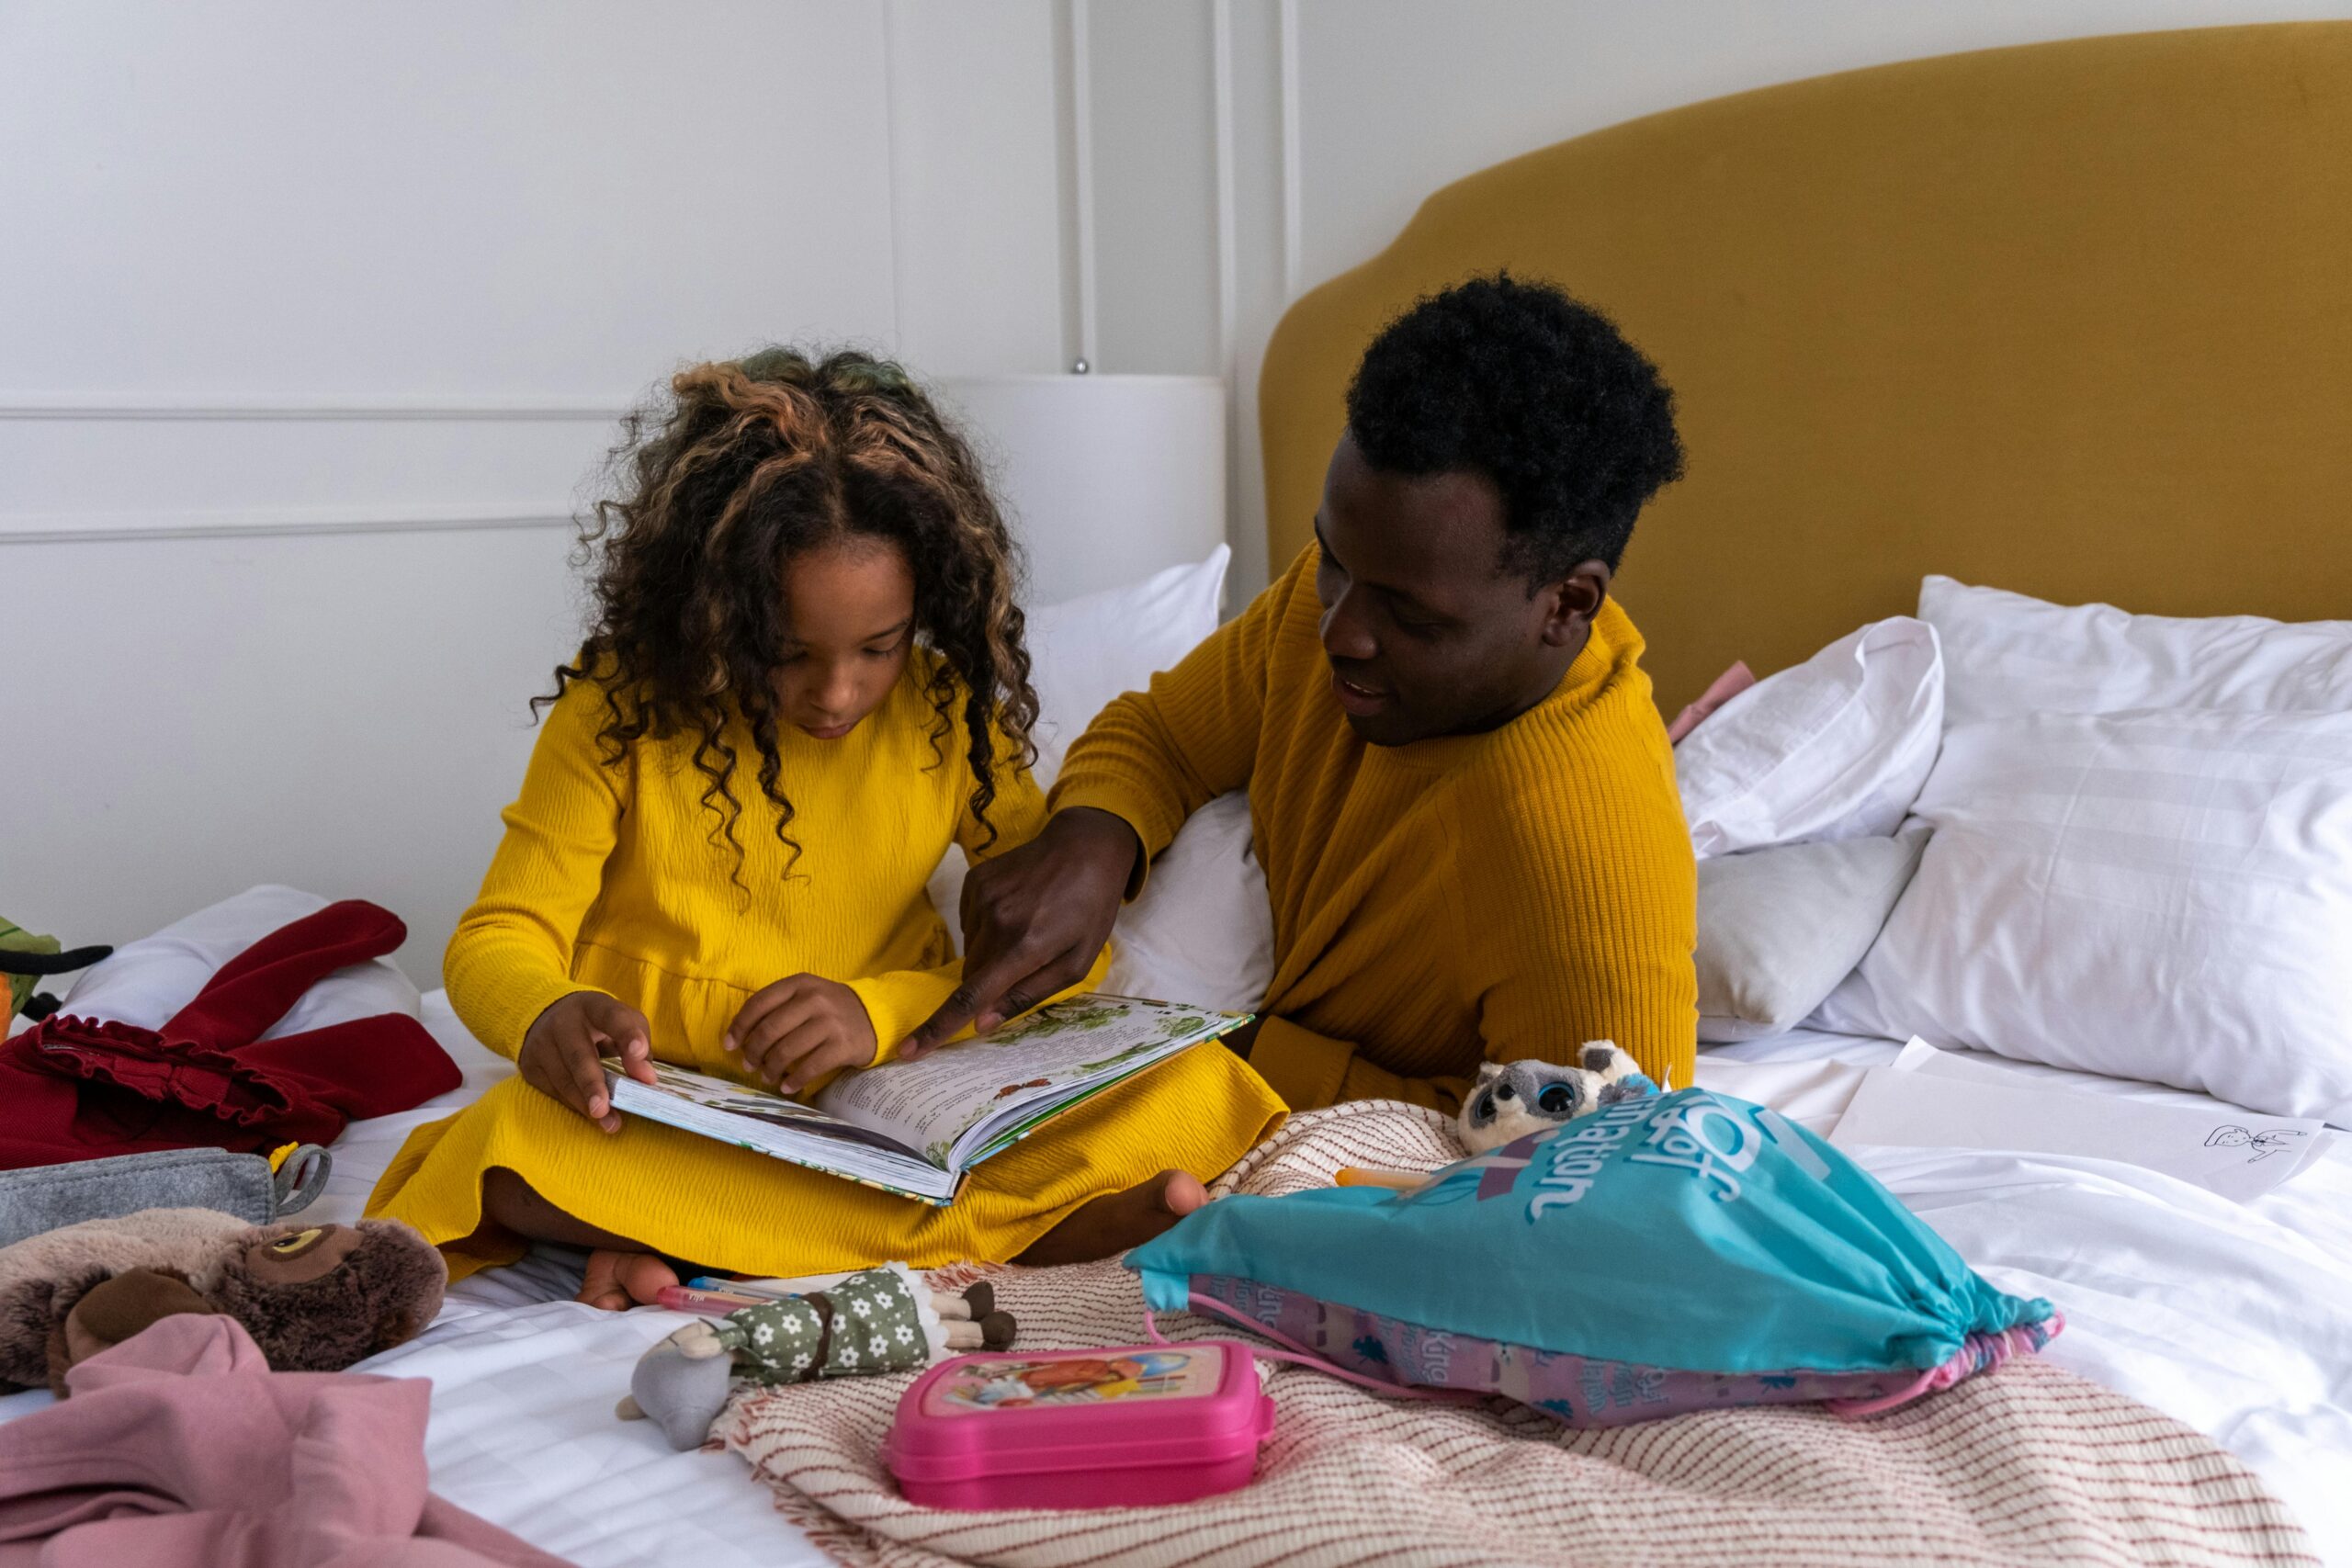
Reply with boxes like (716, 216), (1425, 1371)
(1025, 545), (1229, 784)
(60, 885), (423, 1036)
(1921, 575), (2352, 728)
(1102, 791), (1272, 1013)
(1812, 709), (2352, 1124)
(1695, 830), (1928, 1043)
(926, 547), (1238, 958)
(1675, 616), (1943, 858)
(926, 792), (1272, 1016)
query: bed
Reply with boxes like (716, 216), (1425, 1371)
(12, 992), (2332, 1565)
(479, 1014), (2349, 1562)
(10, 19), (2352, 1566)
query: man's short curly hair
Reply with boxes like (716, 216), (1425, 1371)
(1344, 273), (1684, 581)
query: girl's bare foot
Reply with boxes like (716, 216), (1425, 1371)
(481, 1170), (682, 1310)
(577, 1248), (681, 1311)
(1016, 1169), (1206, 1266)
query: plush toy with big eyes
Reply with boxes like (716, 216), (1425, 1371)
(0, 1207), (446, 1395)
(1456, 1043), (1660, 1155)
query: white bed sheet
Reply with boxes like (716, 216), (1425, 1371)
(298, 998), (836, 1567)
(5, 998), (2346, 1563)
(0, 993), (830, 1568)
(1698, 1031), (2352, 1559)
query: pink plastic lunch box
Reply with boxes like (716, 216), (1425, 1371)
(883, 1340), (1275, 1510)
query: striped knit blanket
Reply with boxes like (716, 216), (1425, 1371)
(724, 1101), (2314, 1567)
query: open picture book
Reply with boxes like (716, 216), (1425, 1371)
(601, 993), (1250, 1204)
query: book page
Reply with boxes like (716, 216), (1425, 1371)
(604, 1059), (956, 1202)
(625, 1060), (847, 1131)
(615, 1061), (919, 1155)
(813, 996), (1238, 1168)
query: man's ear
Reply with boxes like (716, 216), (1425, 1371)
(1540, 561), (1612, 648)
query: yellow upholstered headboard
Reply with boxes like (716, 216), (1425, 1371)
(1258, 23), (2352, 713)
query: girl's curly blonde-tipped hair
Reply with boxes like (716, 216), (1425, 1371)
(543, 346), (1038, 879)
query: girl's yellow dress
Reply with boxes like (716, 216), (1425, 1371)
(366, 656), (1287, 1280)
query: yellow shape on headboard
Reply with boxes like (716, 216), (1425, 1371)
(1258, 23), (2352, 712)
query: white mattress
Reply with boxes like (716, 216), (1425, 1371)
(5, 997), (2346, 1564)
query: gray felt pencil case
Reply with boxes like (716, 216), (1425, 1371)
(0, 1144), (333, 1248)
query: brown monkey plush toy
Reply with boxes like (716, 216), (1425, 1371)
(0, 1207), (446, 1395)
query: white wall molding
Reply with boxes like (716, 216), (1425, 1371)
(1212, 0), (1241, 375)
(1064, 0), (1100, 371)
(881, 0), (911, 354)
(0, 502), (579, 546)
(1211, 0), (1245, 607)
(0, 398), (628, 423)
(1276, 0), (1304, 307)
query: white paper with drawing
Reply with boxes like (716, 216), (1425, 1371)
(1830, 1039), (2325, 1202)
(603, 994), (1247, 1205)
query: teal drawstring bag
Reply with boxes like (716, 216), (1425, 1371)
(1125, 1087), (2058, 1425)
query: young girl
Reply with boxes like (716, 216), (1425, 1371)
(367, 349), (1285, 1309)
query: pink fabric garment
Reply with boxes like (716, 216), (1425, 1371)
(1668, 660), (1757, 744)
(0, 1314), (570, 1568)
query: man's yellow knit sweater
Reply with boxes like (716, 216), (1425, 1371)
(1052, 547), (1698, 1112)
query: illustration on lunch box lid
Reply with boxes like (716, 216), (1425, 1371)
(883, 1340), (1275, 1510)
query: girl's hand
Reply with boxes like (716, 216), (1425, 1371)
(520, 991), (656, 1133)
(726, 975), (878, 1094)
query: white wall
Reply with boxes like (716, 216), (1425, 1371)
(3, 0), (1078, 984)
(13, 0), (2350, 991)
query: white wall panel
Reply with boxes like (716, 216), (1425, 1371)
(2, 1), (1071, 982)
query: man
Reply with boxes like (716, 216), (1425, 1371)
(910, 273), (1697, 1113)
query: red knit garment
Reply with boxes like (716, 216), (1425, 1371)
(0, 900), (459, 1170)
